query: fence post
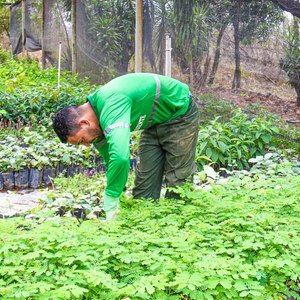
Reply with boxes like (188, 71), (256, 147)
(9, 5), (13, 58)
(21, 0), (25, 57)
(165, 33), (172, 77)
(58, 42), (62, 88)
(41, 0), (45, 69)
(71, 0), (77, 74)
(135, 0), (143, 72)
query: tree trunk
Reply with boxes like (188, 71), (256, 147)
(190, 57), (194, 85)
(143, 0), (157, 73)
(208, 24), (227, 85)
(270, 0), (300, 18)
(293, 16), (300, 106)
(295, 85), (300, 107)
(232, 0), (242, 90)
(199, 55), (211, 87)
(117, 51), (131, 75)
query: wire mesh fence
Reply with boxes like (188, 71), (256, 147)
(6, 0), (300, 109)
(9, 0), (137, 83)
(10, 0), (71, 67)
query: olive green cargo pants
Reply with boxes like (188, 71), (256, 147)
(132, 98), (200, 199)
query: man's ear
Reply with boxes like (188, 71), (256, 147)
(79, 119), (90, 127)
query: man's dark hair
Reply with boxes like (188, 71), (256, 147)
(53, 106), (83, 143)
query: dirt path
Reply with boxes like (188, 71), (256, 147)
(0, 189), (47, 218)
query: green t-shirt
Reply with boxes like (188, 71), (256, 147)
(87, 73), (190, 198)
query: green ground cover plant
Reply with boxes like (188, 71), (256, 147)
(1, 48), (299, 300)
(40, 152), (300, 219)
(0, 163), (299, 300)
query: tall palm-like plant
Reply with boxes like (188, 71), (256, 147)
(171, 0), (211, 85)
(59, 0), (134, 81)
(0, 3), (10, 39)
(143, 0), (209, 82)
(142, 0), (172, 74)
(143, 0), (157, 72)
(152, 0), (169, 74)
(86, 0), (135, 78)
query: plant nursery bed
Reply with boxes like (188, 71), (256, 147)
(0, 170), (299, 299)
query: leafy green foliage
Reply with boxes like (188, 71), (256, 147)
(192, 152), (300, 189)
(248, 151), (299, 175)
(0, 49), (94, 126)
(0, 127), (100, 172)
(196, 110), (280, 170)
(0, 167), (299, 299)
(239, 101), (300, 153)
(78, 0), (135, 80)
(274, 124), (300, 153)
(237, 1), (283, 45)
(42, 173), (106, 217)
(0, 126), (138, 173)
(281, 25), (300, 83)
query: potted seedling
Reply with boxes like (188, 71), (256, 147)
(13, 147), (29, 190)
(0, 140), (15, 189)
(0, 173), (3, 190)
(28, 150), (47, 189)
(2, 169), (15, 190)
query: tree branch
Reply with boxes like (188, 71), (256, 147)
(270, 0), (300, 18)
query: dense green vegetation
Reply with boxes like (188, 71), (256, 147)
(197, 96), (300, 157)
(0, 49), (299, 194)
(197, 110), (280, 170)
(1, 48), (297, 177)
(0, 163), (299, 299)
(39, 149), (300, 218)
(0, 49), (93, 126)
(0, 127), (99, 172)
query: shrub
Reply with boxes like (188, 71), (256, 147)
(0, 53), (94, 126)
(196, 110), (280, 170)
(197, 93), (237, 125)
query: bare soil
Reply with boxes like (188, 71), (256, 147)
(195, 30), (300, 127)
(202, 86), (300, 126)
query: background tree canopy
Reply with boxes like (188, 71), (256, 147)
(0, 0), (299, 104)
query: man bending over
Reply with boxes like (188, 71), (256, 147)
(53, 73), (200, 220)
